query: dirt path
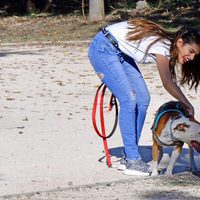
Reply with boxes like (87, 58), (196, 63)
(0, 43), (200, 199)
(2, 172), (200, 200)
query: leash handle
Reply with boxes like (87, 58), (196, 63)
(92, 83), (118, 167)
(92, 83), (118, 139)
(92, 83), (104, 138)
(100, 84), (112, 167)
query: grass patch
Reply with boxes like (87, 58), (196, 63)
(0, 7), (199, 43)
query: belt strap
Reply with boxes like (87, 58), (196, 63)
(102, 27), (122, 52)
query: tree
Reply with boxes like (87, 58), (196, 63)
(158, 0), (163, 8)
(89, 0), (105, 20)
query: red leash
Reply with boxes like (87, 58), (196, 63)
(92, 83), (118, 167)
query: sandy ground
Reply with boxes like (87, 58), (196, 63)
(0, 42), (200, 199)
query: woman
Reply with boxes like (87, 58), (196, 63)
(88, 19), (200, 176)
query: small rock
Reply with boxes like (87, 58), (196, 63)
(68, 181), (73, 186)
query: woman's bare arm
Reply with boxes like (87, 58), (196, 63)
(155, 54), (194, 116)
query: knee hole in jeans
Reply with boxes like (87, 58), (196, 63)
(130, 91), (136, 101)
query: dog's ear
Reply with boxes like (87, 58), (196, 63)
(173, 123), (190, 132)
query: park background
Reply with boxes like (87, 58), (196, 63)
(0, 1), (200, 199)
(0, 0), (199, 43)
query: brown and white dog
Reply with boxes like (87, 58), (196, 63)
(150, 101), (200, 177)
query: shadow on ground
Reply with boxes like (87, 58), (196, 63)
(98, 145), (200, 175)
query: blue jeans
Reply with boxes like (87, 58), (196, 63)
(88, 31), (150, 160)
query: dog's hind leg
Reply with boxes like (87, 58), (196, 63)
(151, 139), (160, 176)
(165, 143), (183, 177)
(189, 145), (197, 172)
(157, 146), (163, 173)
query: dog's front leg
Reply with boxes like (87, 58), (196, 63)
(151, 139), (160, 176)
(189, 145), (197, 172)
(165, 144), (183, 177)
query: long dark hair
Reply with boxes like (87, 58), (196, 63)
(127, 19), (200, 90)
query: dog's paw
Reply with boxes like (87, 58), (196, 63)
(150, 170), (159, 176)
(164, 172), (173, 179)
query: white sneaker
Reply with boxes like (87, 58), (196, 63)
(123, 159), (150, 176)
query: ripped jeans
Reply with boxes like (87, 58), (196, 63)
(88, 31), (150, 160)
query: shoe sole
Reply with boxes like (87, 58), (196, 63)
(117, 164), (126, 171)
(124, 169), (149, 176)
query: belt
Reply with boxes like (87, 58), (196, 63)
(101, 27), (140, 72)
(102, 27), (122, 52)
(102, 27), (141, 73)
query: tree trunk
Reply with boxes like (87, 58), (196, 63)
(27, 0), (36, 13)
(158, 0), (163, 8)
(42, 0), (53, 12)
(82, 0), (86, 19)
(89, 0), (105, 21)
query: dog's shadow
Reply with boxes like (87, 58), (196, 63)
(100, 145), (200, 175)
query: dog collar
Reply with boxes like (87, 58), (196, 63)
(152, 110), (185, 147)
(169, 114), (184, 144)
